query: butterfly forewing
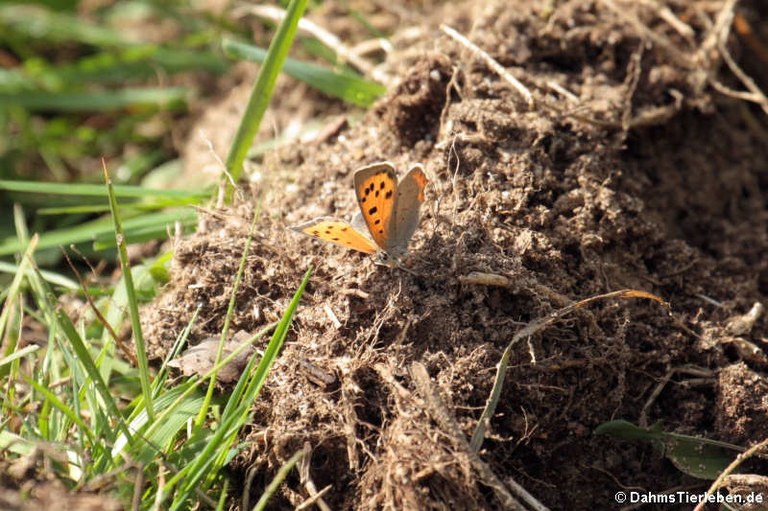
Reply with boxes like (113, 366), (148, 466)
(390, 164), (428, 256)
(291, 217), (378, 255)
(354, 162), (399, 251)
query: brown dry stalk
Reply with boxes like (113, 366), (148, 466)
(694, 437), (768, 511)
(62, 248), (137, 366)
(410, 362), (528, 511)
(440, 24), (535, 109)
(601, 0), (696, 70)
(470, 289), (670, 452)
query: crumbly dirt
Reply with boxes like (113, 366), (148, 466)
(140, 0), (768, 509)
(0, 457), (121, 511)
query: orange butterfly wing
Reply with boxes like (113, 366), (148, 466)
(353, 162), (399, 251)
(291, 217), (378, 255)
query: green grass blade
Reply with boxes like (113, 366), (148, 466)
(0, 47), (228, 92)
(92, 212), (199, 249)
(595, 420), (737, 479)
(195, 210), (260, 427)
(37, 205), (123, 215)
(0, 344), (39, 368)
(0, 261), (78, 289)
(232, 266), (312, 413)
(0, 222), (37, 391)
(0, 180), (209, 199)
(0, 209), (198, 257)
(0, 431), (42, 456)
(24, 376), (93, 443)
(0, 5), (132, 46)
(224, 0), (309, 194)
(252, 449), (305, 511)
(0, 235), (38, 364)
(130, 384), (206, 463)
(45, 281), (132, 440)
(113, 324), (276, 463)
(222, 38), (385, 107)
(153, 305), (201, 395)
(166, 268), (312, 504)
(0, 88), (188, 112)
(103, 164), (155, 420)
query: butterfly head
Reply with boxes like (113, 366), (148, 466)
(374, 250), (418, 275)
(374, 250), (397, 268)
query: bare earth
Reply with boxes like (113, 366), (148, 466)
(138, 0), (768, 509)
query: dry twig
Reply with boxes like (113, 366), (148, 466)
(410, 362), (529, 511)
(440, 24), (535, 108)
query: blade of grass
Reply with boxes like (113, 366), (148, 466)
(0, 208), (198, 257)
(37, 199), (204, 216)
(0, 88), (188, 112)
(45, 47), (228, 88)
(111, 323), (277, 461)
(206, 267), (313, 491)
(32, 264), (133, 440)
(127, 384), (207, 463)
(0, 4), (132, 47)
(0, 261), (78, 289)
(226, 266), (313, 417)
(0, 180), (209, 199)
(0, 430), (42, 456)
(0, 47), (228, 92)
(216, 479), (229, 511)
(194, 208), (260, 428)
(103, 161), (154, 421)
(92, 214), (199, 249)
(251, 449), (305, 511)
(469, 289), (669, 451)
(37, 205), (114, 215)
(153, 304), (202, 395)
(224, 0), (309, 196)
(0, 234), (38, 361)
(0, 218), (38, 391)
(165, 268), (312, 506)
(23, 376), (94, 443)
(0, 344), (39, 367)
(222, 38), (385, 107)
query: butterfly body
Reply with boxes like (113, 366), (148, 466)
(292, 162), (427, 267)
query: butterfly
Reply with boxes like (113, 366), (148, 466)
(292, 161), (428, 268)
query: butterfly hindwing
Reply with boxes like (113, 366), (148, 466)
(354, 162), (399, 251)
(291, 217), (378, 255)
(390, 164), (428, 256)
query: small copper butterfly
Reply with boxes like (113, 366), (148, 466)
(292, 161), (428, 267)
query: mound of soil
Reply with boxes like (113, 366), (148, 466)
(143, 0), (768, 508)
